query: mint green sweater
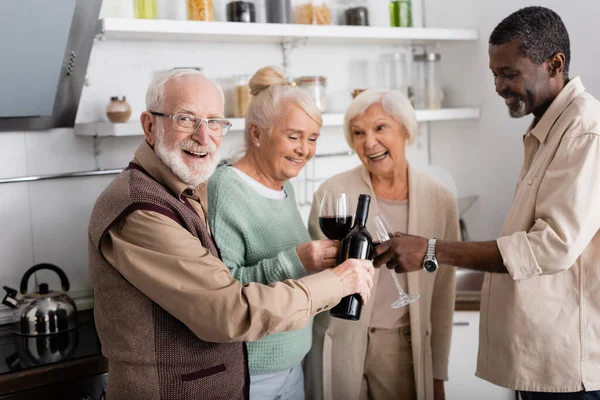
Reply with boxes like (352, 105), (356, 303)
(207, 166), (312, 376)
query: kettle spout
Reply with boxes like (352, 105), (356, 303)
(2, 286), (19, 309)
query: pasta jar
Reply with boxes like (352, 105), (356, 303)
(297, 76), (327, 113)
(188, 0), (215, 21)
(234, 75), (252, 118)
(293, 0), (332, 25)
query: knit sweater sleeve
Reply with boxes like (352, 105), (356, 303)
(208, 169), (308, 286)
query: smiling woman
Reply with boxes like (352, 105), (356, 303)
(305, 89), (459, 400)
(207, 66), (339, 399)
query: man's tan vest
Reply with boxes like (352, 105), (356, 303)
(88, 163), (248, 400)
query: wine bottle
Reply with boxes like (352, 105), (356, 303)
(330, 194), (373, 321)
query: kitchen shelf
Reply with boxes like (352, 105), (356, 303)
(74, 108), (480, 137)
(98, 18), (478, 45)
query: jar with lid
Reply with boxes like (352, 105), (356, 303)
(266, 0), (292, 23)
(293, 0), (332, 25)
(339, 0), (369, 26)
(227, 0), (257, 22)
(296, 76), (327, 113)
(234, 75), (252, 118)
(134, 0), (158, 19)
(106, 96), (132, 123)
(188, 0), (215, 21)
(412, 52), (443, 109)
(389, 0), (412, 27)
(379, 53), (409, 98)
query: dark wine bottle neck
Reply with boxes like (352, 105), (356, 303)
(354, 194), (370, 228)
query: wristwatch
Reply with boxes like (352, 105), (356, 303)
(423, 238), (438, 273)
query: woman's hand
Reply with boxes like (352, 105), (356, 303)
(296, 240), (340, 274)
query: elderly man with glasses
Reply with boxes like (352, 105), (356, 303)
(87, 69), (375, 400)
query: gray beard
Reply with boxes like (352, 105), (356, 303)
(508, 98), (528, 118)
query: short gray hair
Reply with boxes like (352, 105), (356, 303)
(145, 69), (224, 111)
(343, 89), (417, 150)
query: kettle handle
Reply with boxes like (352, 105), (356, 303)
(20, 263), (70, 295)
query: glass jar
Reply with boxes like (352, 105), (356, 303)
(297, 76), (327, 113)
(106, 96), (132, 123)
(188, 0), (215, 21)
(379, 53), (409, 98)
(342, 0), (369, 26)
(389, 0), (412, 27)
(100, 0), (134, 18)
(226, 1), (256, 22)
(413, 52), (443, 109)
(293, 0), (332, 25)
(134, 0), (158, 18)
(266, 0), (292, 23)
(234, 75), (252, 118)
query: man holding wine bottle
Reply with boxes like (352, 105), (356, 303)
(373, 6), (600, 399)
(87, 68), (375, 400)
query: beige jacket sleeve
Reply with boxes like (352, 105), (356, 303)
(101, 210), (344, 343)
(497, 132), (600, 280)
(430, 196), (459, 381)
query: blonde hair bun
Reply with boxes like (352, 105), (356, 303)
(249, 66), (287, 96)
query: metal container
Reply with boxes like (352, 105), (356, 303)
(2, 264), (78, 336)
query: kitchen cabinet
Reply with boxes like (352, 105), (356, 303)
(447, 311), (516, 400)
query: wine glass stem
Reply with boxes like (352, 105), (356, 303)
(389, 268), (406, 295)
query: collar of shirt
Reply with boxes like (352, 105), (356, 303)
(132, 140), (201, 202)
(527, 76), (586, 144)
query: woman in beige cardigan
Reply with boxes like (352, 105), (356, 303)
(305, 89), (459, 400)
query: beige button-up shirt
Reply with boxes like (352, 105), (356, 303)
(476, 77), (600, 391)
(101, 142), (344, 343)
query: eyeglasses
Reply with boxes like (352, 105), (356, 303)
(150, 111), (232, 137)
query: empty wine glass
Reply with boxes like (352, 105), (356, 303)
(373, 215), (419, 308)
(319, 191), (352, 240)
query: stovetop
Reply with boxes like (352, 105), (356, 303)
(0, 309), (102, 375)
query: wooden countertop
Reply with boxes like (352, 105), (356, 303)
(455, 292), (481, 311)
(0, 354), (107, 396)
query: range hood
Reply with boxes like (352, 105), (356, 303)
(0, 0), (102, 132)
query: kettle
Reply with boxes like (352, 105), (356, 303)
(2, 263), (78, 336)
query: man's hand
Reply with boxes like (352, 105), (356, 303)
(434, 379), (445, 400)
(372, 233), (428, 273)
(296, 240), (340, 274)
(330, 259), (375, 304)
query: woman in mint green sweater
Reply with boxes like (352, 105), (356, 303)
(207, 66), (339, 400)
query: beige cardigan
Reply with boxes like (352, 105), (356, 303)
(304, 165), (459, 400)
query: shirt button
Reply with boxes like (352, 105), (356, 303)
(370, 328), (376, 333)
(527, 178), (533, 185)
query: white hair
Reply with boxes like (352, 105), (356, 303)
(343, 89), (417, 150)
(244, 66), (322, 149)
(145, 69), (224, 111)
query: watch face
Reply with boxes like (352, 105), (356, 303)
(424, 259), (437, 273)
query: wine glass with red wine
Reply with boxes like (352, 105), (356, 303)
(374, 215), (419, 308)
(319, 191), (353, 240)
